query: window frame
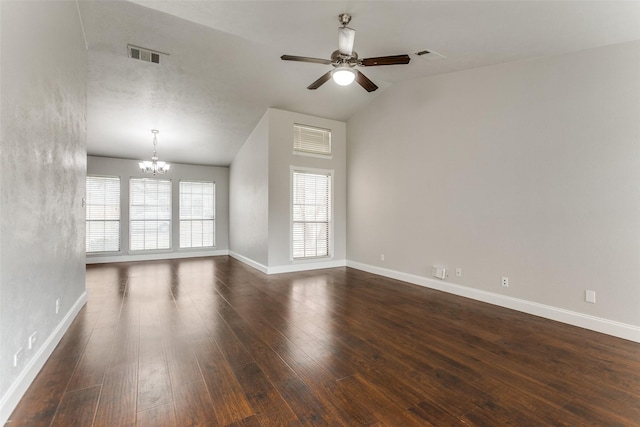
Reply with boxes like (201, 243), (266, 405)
(179, 180), (216, 249)
(290, 166), (334, 261)
(293, 123), (332, 159)
(129, 177), (172, 252)
(86, 175), (121, 254)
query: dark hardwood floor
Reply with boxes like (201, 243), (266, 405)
(6, 256), (640, 426)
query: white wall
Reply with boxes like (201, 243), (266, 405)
(347, 41), (640, 338)
(0, 1), (88, 423)
(86, 155), (230, 263)
(229, 111), (270, 267)
(229, 108), (347, 273)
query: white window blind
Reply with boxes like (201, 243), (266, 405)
(130, 178), (171, 251)
(293, 124), (331, 157)
(86, 176), (120, 253)
(292, 170), (332, 259)
(179, 181), (215, 248)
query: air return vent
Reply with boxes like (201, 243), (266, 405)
(127, 44), (167, 64)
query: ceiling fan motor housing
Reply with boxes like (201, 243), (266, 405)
(331, 50), (358, 67)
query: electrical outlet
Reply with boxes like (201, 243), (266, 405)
(585, 290), (596, 304)
(56, 298), (60, 314)
(29, 331), (37, 349)
(380, 254), (385, 261)
(14, 347), (23, 367)
(455, 268), (462, 277)
(501, 276), (509, 287)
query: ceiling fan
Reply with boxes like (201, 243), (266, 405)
(281, 13), (411, 92)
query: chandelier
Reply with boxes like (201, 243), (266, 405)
(139, 129), (170, 175)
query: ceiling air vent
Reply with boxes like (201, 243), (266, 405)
(414, 49), (446, 61)
(127, 44), (167, 64)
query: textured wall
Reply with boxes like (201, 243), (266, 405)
(0, 0), (87, 419)
(229, 112), (270, 266)
(347, 41), (640, 327)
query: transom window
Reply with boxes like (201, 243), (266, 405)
(293, 123), (331, 157)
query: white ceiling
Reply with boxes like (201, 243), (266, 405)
(79, 1), (640, 166)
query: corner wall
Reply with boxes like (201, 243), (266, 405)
(0, 1), (88, 422)
(347, 41), (640, 339)
(229, 111), (270, 268)
(267, 109), (347, 272)
(229, 108), (347, 273)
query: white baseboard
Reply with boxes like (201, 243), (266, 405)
(267, 259), (347, 274)
(86, 249), (229, 264)
(228, 251), (269, 274)
(228, 252), (346, 275)
(347, 260), (640, 343)
(0, 292), (88, 425)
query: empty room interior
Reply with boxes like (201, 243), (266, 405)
(2, 1), (640, 425)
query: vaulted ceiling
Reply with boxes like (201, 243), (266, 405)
(79, 1), (640, 166)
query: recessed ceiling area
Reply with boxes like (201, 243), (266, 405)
(79, 1), (640, 166)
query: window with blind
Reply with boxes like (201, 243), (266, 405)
(293, 123), (331, 157)
(86, 176), (120, 253)
(291, 169), (332, 259)
(179, 181), (215, 248)
(129, 178), (171, 251)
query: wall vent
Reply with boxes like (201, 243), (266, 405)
(127, 44), (167, 64)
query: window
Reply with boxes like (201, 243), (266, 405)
(86, 176), (120, 253)
(179, 181), (215, 248)
(293, 123), (331, 157)
(130, 178), (171, 251)
(292, 169), (332, 259)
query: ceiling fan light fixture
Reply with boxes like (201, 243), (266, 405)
(332, 67), (355, 86)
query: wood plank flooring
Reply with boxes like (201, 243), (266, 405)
(7, 256), (640, 426)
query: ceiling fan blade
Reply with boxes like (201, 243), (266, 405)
(338, 26), (355, 55)
(307, 71), (333, 90)
(354, 70), (378, 92)
(361, 54), (411, 66)
(281, 55), (332, 65)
